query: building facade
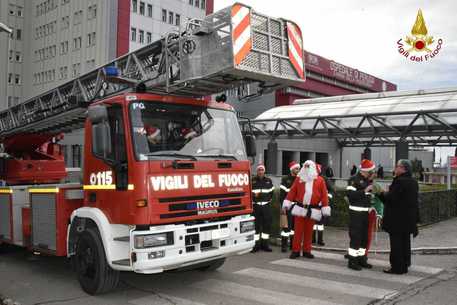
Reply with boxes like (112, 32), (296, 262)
(0, 0), (213, 110)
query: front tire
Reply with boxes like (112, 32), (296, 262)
(74, 228), (120, 295)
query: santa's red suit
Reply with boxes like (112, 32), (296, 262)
(283, 161), (330, 256)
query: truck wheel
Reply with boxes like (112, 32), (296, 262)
(74, 228), (120, 295)
(198, 258), (226, 271)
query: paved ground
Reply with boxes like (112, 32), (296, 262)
(1, 218), (456, 305)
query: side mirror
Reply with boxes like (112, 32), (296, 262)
(88, 105), (108, 124)
(244, 134), (256, 157)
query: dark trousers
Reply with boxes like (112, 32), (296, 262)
(389, 232), (411, 273)
(253, 203), (272, 239)
(348, 210), (369, 256)
(284, 208), (295, 232)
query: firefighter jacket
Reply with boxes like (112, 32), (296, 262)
(279, 174), (297, 203)
(251, 176), (274, 204)
(283, 176), (330, 217)
(346, 173), (372, 212)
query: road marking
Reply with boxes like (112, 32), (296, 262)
(271, 259), (423, 284)
(129, 294), (207, 305)
(193, 279), (343, 305)
(313, 251), (443, 275)
(235, 267), (398, 299)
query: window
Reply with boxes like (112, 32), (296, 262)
(86, 59), (95, 70)
(195, 0), (199, 8)
(168, 11), (174, 24)
(88, 5), (97, 20)
(61, 16), (70, 29)
(139, 30), (144, 43)
(15, 51), (22, 62)
(72, 63), (81, 77)
(8, 73), (12, 84)
(16, 29), (22, 40)
(14, 74), (21, 85)
(73, 37), (82, 50)
(7, 97), (13, 108)
(60, 41), (69, 54)
(74, 10), (83, 25)
(9, 50), (13, 61)
(189, 0), (193, 5)
(201, 0), (206, 9)
(132, 0), (137, 13)
(162, 9), (167, 22)
(87, 32), (96, 46)
(139, 2), (145, 15)
(176, 14), (180, 26)
(17, 6), (23, 17)
(146, 32), (152, 44)
(147, 4), (152, 17)
(72, 145), (82, 168)
(60, 66), (68, 79)
(131, 27), (136, 42)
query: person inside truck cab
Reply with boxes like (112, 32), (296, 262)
(145, 125), (162, 145)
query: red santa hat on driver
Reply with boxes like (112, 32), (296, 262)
(145, 125), (160, 139)
(256, 164), (265, 171)
(360, 159), (375, 172)
(181, 128), (198, 140)
(289, 161), (300, 171)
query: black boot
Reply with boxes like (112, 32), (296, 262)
(348, 256), (362, 271)
(317, 230), (325, 246)
(312, 230), (317, 244)
(281, 236), (288, 253)
(251, 241), (260, 253)
(289, 234), (294, 250)
(359, 256), (373, 269)
(289, 251), (300, 259)
(261, 239), (272, 252)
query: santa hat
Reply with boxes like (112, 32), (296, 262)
(256, 164), (265, 171)
(360, 159), (375, 172)
(289, 161), (300, 171)
(181, 128), (198, 140)
(316, 163), (322, 174)
(145, 125), (160, 138)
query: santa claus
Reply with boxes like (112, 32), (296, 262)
(282, 160), (330, 259)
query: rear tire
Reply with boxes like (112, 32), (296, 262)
(198, 258), (226, 271)
(74, 228), (120, 295)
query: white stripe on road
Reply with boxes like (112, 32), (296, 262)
(271, 259), (423, 284)
(193, 279), (342, 305)
(313, 251), (443, 275)
(235, 267), (398, 299)
(129, 293), (207, 305)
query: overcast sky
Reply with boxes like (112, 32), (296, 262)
(216, 0), (457, 164)
(215, 0), (457, 90)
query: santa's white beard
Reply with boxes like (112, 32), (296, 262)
(298, 167), (317, 182)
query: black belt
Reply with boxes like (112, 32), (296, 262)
(295, 202), (321, 210)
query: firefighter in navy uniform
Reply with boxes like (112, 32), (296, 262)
(312, 164), (334, 246)
(346, 159), (376, 271)
(279, 161), (300, 252)
(251, 164), (274, 252)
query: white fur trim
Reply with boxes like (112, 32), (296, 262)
(254, 234), (260, 241)
(360, 164), (376, 172)
(289, 230), (294, 235)
(358, 248), (366, 256)
(327, 193), (333, 199)
(291, 205), (307, 217)
(303, 180), (313, 205)
(309, 208), (322, 222)
(282, 200), (293, 210)
(280, 231), (289, 237)
(316, 225), (324, 231)
(313, 225), (317, 230)
(322, 206), (331, 217)
(290, 163), (300, 171)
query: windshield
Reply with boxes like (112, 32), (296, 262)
(130, 101), (247, 161)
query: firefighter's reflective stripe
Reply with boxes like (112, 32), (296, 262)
(358, 248), (367, 256)
(29, 187), (59, 193)
(0, 188), (13, 194)
(261, 233), (270, 239)
(349, 206), (370, 212)
(316, 225), (324, 231)
(83, 184), (135, 190)
(280, 185), (290, 192)
(348, 248), (358, 257)
(346, 186), (357, 191)
(328, 193), (333, 199)
(253, 187), (275, 193)
(280, 231), (289, 237)
(254, 201), (270, 206)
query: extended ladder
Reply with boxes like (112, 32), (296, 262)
(0, 3), (305, 137)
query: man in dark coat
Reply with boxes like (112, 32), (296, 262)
(379, 159), (419, 274)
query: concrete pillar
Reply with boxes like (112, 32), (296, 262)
(395, 141), (409, 162)
(266, 140), (278, 175)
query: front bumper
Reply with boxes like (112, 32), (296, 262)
(129, 215), (255, 274)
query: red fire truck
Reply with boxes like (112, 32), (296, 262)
(0, 3), (304, 294)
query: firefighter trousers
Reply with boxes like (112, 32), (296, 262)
(253, 203), (272, 242)
(348, 210), (369, 257)
(292, 216), (315, 253)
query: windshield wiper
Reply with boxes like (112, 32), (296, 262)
(197, 154), (238, 160)
(144, 152), (197, 161)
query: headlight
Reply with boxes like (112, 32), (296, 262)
(134, 232), (174, 248)
(240, 220), (255, 233)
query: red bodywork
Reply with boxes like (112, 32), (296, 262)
(0, 134), (66, 184)
(83, 93), (252, 225)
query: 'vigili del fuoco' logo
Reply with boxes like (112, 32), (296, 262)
(397, 9), (443, 62)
